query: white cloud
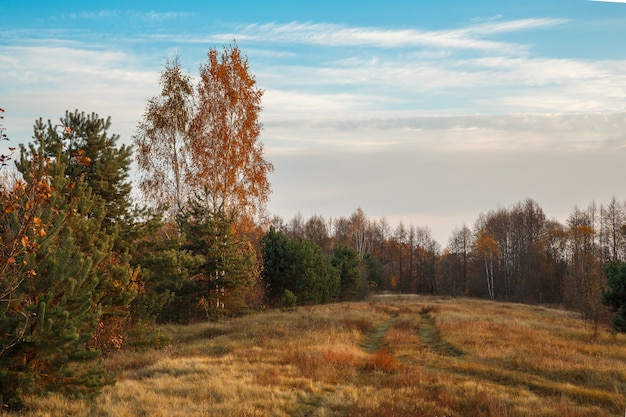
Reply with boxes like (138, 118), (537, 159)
(257, 51), (626, 121)
(131, 18), (564, 53)
(460, 18), (567, 36)
(239, 20), (557, 53)
(0, 43), (157, 145)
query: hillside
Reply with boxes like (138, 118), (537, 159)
(10, 296), (626, 416)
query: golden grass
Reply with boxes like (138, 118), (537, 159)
(9, 296), (626, 416)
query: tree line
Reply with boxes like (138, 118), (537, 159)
(1, 43), (625, 409)
(270, 200), (625, 323)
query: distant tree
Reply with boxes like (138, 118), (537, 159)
(565, 223), (606, 328)
(262, 227), (339, 306)
(564, 208), (598, 309)
(261, 226), (294, 304)
(437, 249), (458, 297)
(331, 208), (374, 259)
(533, 221), (568, 304)
(469, 200), (549, 301)
(332, 244), (362, 301)
(510, 199), (547, 299)
(599, 197), (626, 262)
(189, 43), (273, 231)
(304, 214), (332, 254)
(333, 216), (352, 246)
(602, 261), (626, 332)
(476, 230), (498, 300)
(362, 253), (384, 290)
(349, 208), (373, 259)
(285, 212), (305, 240)
(414, 226), (439, 294)
(134, 56), (195, 221)
(447, 225), (472, 295)
(291, 239), (339, 304)
(391, 222), (409, 292)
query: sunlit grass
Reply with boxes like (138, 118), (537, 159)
(9, 296), (626, 416)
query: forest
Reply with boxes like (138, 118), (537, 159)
(1, 44), (626, 410)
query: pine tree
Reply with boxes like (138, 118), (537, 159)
(24, 111), (137, 351)
(35, 110), (133, 227)
(602, 261), (626, 332)
(1, 143), (115, 409)
(261, 228), (340, 306)
(176, 193), (259, 321)
(332, 244), (362, 301)
(260, 226), (294, 304)
(126, 205), (204, 323)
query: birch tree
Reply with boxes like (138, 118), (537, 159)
(134, 56), (194, 220)
(189, 43), (273, 231)
(476, 230), (498, 300)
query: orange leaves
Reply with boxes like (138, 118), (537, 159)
(73, 152), (91, 167)
(1, 164), (54, 279)
(189, 43), (273, 231)
(475, 230), (499, 257)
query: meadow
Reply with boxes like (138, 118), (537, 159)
(8, 295), (626, 416)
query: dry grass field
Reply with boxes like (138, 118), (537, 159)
(8, 295), (626, 416)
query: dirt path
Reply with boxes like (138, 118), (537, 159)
(360, 315), (397, 353)
(419, 308), (463, 357)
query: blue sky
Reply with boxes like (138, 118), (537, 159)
(2, 0), (626, 245)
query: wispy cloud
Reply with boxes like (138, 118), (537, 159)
(130, 18), (564, 53)
(461, 18), (567, 35)
(65, 10), (120, 19)
(239, 19), (564, 52)
(140, 11), (193, 21)
(0, 43), (157, 143)
(63, 9), (192, 22)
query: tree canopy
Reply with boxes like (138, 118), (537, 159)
(134, 44), (273, 230)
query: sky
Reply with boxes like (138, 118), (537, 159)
(1, 0), (626, 246)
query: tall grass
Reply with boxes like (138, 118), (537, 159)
(8, 296), (626, 416)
